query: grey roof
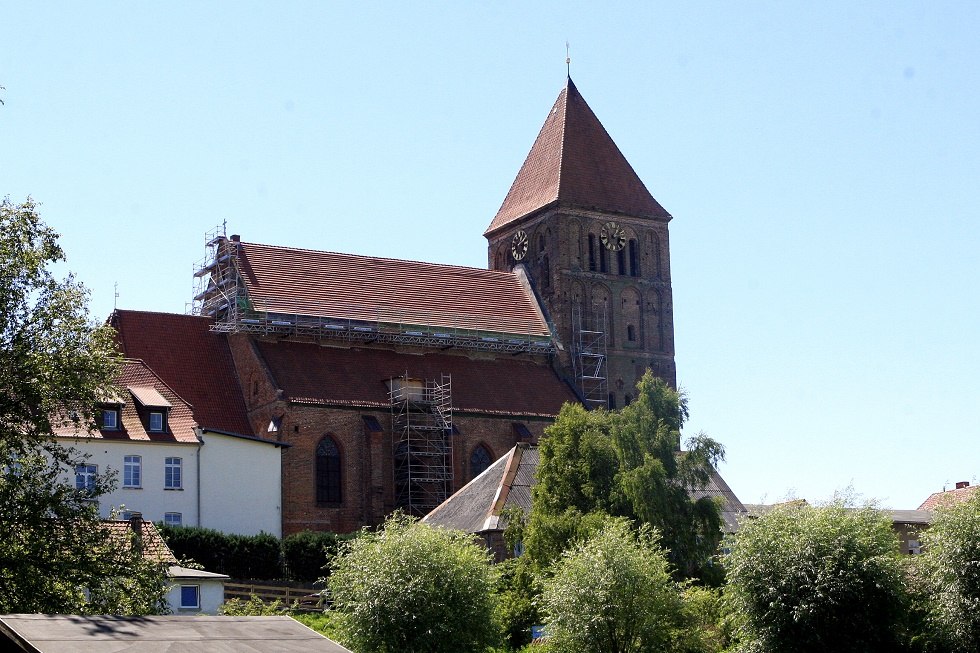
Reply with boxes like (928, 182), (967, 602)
(688, 469), (749, 533)
(888, 509), (934, 525)
(167, 565), (230, 580)
(422, 447), (514, 533)
(424, 444), (747, 534)
(0, 615), (351, 653)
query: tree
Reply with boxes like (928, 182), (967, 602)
(328, 514), (501, 653)
(917, 491), (980, 651)
(0, 197), (168, 613)
(526, 372), (725, 581)
(724, 499), (911, 653)
(541, 518), (684, 653)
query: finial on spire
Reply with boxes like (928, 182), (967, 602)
(114, 282), (120, 310)
(565, 41), (571, 77)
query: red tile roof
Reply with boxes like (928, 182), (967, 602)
(485, 77), (671, 236)
(54, 359), (198, 443)
(918, 484), (980, 510)
(111, 310), (254, 436)
(255, 341), (577, 417)
(233, 243), (550, 338)
(102, 519), (179, 564)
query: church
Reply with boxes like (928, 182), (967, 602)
(110, 78), (695, 536)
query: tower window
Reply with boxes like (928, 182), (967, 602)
(617, 249), (626, 275)
(608, 393), (617, 409)
(629, 239), (639, 277)
(627, 324), (636, 342)
(541, 255), (550, 290)
(588, 234), (596, 271)
(316, 436), (342, 504)
(599, 247), (608, 274)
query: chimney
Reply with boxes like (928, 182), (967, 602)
(230, 234), (241, 242)
(129, 511), (143, 555)
(955, 481), (970, 490)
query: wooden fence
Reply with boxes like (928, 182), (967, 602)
(224, 582), (325, 612)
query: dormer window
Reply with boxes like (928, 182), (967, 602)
(127, 386), (172, 434)
(102, 408), (120, 430)
(149, 411), (164, 432)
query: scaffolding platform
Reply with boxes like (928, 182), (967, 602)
(391, 375), (453, 516)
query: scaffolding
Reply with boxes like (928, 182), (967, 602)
(391, 375), (453, 516)
(191, 226), (245, 321)
(572, 305), (609, 410)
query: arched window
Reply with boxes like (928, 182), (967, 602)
(470, 445), (493, 480)
(627, 324), (636, 342)
(588, 234), (597, 271)
(316, 437), (342, 503)
(629, 239), (639, 277)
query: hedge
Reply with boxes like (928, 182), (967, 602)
(157, 525), (357, 582)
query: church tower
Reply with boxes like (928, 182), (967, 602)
(485, 78), (676, 409)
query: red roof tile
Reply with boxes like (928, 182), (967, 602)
(485, 78), (671, 235)
(234, 242), (550, 338)
(55, 359), (198, 443)
(111, 310), (254, 436)
(918, 484), (980, 510)
(102, 519), (179, 564)
(255, 341), (577, 417)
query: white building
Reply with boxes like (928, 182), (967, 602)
(56, 359), (284, 537)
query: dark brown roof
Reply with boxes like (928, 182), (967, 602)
(255, 341), (577, 417)
(235, 242), (550, 337)
(485, 77), (671, 235)
(918, 484), (980, 510)
(0, 615), (351, 653)
(111, 310), (254, 436)
(54, 359), (198, 444)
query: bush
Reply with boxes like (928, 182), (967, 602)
(329, 514), (501, 653)
(540, 518), (683, 653)
(724, 500), (910, 653)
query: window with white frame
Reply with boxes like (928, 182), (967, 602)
(179, 585), (200, 610)
(123, 455), (141, 488)
(164, 457), (182, 489)
(102, 408), (120, 430)
(148, 411), (164, 432)
(75, 464), (97, 492)
(164, 512), (183, 527)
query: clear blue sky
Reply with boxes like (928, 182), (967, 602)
(3, 2), (978, 510)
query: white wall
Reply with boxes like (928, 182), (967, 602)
(199, 431), (283, 537)
(60, 437), (201, 526)
(166, 578), (226, 615)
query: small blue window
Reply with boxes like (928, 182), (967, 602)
(180, 585), (200, 609)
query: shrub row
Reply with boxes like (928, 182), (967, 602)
(158, 525), (355, 582)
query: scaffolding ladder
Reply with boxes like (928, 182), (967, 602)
(573, 305), (608, 410)
(191, 226), (245, 321)
(390, 374), (454, 516)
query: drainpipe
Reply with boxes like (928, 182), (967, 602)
(196, 429), (203, 528)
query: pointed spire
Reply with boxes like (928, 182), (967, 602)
(485, 78), (670, 236)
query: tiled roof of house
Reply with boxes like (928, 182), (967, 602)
(101, 519), (179, 565)
(918, 483), (980, 510)
(485, 77), (671, 236)
(233, 242), (550, 338)
(255, 341), (577, 417)
(54, 359), (198, 443)
(111, 310), (254, 436)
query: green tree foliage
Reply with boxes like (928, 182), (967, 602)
(0, 197), (167, 614)
(541, 518), (684, 653)
(329, 514), (501, 653)
(527, 372), (725, 581)
(917, 491), (980, 651)
(724, 500), (910, 653)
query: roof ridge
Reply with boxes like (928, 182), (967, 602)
(242, 241), (519, 277)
